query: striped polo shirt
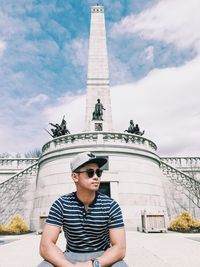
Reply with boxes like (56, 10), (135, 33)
(46, 191), (124, 253)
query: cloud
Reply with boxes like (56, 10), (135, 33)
(144, 46), (154, 63)
(111, 55), (200, 156)
(0, 40), (6, 57)
(43, 93), (86, 134)
(26, 94), (49, 107)
(112, 0), (200, 51)
(71, 38), (88, 66)
(0, 0), (199, 158)
(108, 53), (133, 85)
(0, 48), (200, 156)
(63, 38), (88, 67)
(38, 54), (200, 157)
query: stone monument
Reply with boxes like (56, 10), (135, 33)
(85, 5), (113, 132)
(30, 5), (168, 231)
(1, 5), (199, 233)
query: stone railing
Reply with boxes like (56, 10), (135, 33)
(0, 158), (38, 169)
(160, 160), (200, 208)
(161, 157), (200, 168)
(42, 132), (157, 154)
(0, 162), (38, 225)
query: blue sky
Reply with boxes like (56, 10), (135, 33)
(0, 0), (200, 156)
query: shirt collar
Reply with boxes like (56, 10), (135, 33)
(74, 191), (99, 207)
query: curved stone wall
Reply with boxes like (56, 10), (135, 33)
(32, 132), (167, 230)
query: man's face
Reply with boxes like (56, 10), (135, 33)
(72, 163), (102, 191)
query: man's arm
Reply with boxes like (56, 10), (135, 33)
(40, 224), (74, 267)
(96, 227), (126, 267)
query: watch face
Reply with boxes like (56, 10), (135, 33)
(93, 259), (100, 267)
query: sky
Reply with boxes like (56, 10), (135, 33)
(0, 0), (199, 157)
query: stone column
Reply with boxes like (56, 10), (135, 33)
(85, 5), (113, 132)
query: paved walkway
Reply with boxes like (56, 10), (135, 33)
(0, 231), (200, 267)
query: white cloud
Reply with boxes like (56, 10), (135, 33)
(0, 40), (6, 57)
(71, 38), (88, 66)
(112, 0), (200, 51)
(39, 55), (200, 157)
(26, 94), (49, 107)
(0, 11), (27, 37)
(43, 93), (86, 134)
(111, 55), (200, 156)
(0, 0), (199, 158)
(108, 53), (133, 85)
(63, 38), (88, 67)
(144, 46), (154, 63)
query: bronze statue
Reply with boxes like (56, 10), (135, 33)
(92, 99), (106, 121)
(49, 123), (62, 137)
(125, 120), (145, 136)
(134, 124), (145, 136)
(47, 115), (71, 138)
(127, 120), (135, 133)
(60, 116), (70, 135)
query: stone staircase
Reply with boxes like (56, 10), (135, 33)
(160, 159), (200, 208)
(0, 162), (38, 225)
(0, 158), (38, 183)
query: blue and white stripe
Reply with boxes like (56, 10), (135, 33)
(46, 191), (124, 253)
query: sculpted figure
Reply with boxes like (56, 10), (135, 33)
(124, 120), (145, 136)
(49, 123), (62, 137)
(134, 124), (145, 136)
(49, 116), (70, 138)
(92, 99), (106, 121)
(125, 120), (135, 134)
(60, 117), (70, 135)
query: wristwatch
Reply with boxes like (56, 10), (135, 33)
(91, 258), (101, 267)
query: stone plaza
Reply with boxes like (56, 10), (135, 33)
(1, 231), (200, 267)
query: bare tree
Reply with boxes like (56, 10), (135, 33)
(24, 149), (42, 158)
(0, 152), (12, 158)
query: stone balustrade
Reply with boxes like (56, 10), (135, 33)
(0, 158), (38, 169)
(0, 162), (38, 225)
(161, 157), (200, 168)
(42, 132), (157, 154)
(160, 160), (200, 208)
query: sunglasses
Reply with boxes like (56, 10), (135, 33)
(75, 168), (103, 178)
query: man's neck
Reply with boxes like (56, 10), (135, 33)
(76, 190), (96, 208)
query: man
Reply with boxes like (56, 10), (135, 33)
(93, 99), (106, 121)
(60, 117), (70, 135)
(38, 152), (128, 267)
(127, 120), (134, 134)
(49, 123), (62, 137)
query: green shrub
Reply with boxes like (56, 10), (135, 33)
(168, 211), (200, 233)
(0, 214), (29, 234)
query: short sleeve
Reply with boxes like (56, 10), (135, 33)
(108, 200), (124, 229)
(46, 198), (63, 227)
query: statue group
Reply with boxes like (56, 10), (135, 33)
(45, 106), (145, 139)
(92, 99), (106, 121)
(48, 116), (70, 138)
(125, 120), (145, 136)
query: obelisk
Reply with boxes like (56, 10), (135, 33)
(85, 5), (113, 132)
